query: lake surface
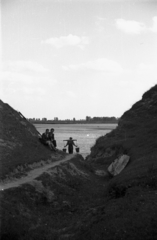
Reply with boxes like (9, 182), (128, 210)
(34, 123), (117, 158)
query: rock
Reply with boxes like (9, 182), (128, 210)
(95, 169), (108, 177)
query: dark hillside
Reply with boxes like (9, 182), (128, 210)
(0, 155), (107, 240)
(70, 85), (157, 240)
(88, 84), (157, 184)
(1, 85), (157, 240)
(0, 100), (52, 178)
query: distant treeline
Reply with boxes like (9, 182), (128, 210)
(87, 117), (118, 122)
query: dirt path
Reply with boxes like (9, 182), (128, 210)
(0, 154), (75, 191)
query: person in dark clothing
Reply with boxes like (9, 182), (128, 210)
(41, 129), (56, 151)
(49, 128), (57, 147)
(41, 129), (49, 144)
(64, 137), (77, 154)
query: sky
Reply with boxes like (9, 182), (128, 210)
(1, 0), (157, 120)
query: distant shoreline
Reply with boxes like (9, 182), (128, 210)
(31, 121), (118, 125)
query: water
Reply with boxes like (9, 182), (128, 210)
(34, 123), (117, 158)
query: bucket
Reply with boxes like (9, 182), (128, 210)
(63, 148), (66, 152)
(75, 147), (79, 153)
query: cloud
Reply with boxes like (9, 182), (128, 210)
(150, 16), (157, 33)
(42, 34), (89, 49)
(3, 61), (49, 74)
(0, 71), (49, 97)
(63, 58), (123, 75)
(116, 19), (146, 34)
(0, 61), (56, 100)
(116, 17), (157, 34)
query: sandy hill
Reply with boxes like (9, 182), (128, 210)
(0, 100), (52, 178)
(88, 84), (157, 184)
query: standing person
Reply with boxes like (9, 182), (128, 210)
(64, 137), (77, 154)
(49, 128), (57, 147)
(41, 129), (56, 151)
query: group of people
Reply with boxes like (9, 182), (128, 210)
(41, 128), (57, 151)
(40, 128), (78, 154)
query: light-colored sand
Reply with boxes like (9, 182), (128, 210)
(0, 154), (75, 191)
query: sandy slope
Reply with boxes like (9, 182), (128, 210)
(0, 154), (75, 191)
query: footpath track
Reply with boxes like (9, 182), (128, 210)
(0, 154), (75, 191)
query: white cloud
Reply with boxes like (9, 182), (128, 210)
(116, 17), (157, 35)
(116, 19), (146, 34)
(0, 61), (56, 101)
(0, 71), (49, 97)
(63, 58), (123, 75)
(150, 16), (157, 33)
(42, 34), (89, 49)
(3, 61), (49, 74)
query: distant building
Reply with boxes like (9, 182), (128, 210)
(42, 118), (47, 121)
(54, 117), (58, 121)
(86, 116), (91, 121)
